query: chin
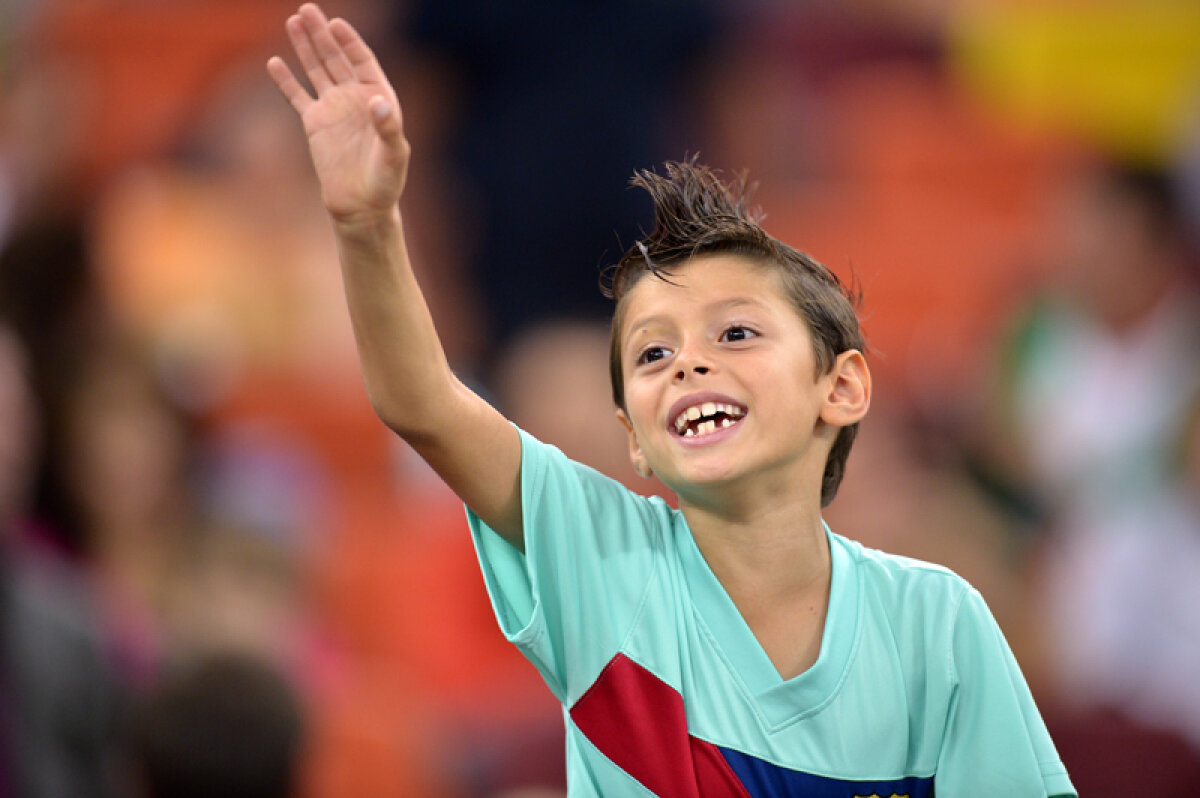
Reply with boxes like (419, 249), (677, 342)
(666, 464), (744, 495)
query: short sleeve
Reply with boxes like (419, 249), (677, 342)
(936, 588), (1076, 797)
(467, 427), (667, 704)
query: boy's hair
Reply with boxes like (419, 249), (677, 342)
(603, 158), (865, 506)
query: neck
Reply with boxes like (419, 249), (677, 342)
(680, 489), (829, 599)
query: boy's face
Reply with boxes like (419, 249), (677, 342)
(614, 254), (868, 508)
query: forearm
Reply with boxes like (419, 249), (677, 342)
(332, 205), (522, 539)
(333, 206), (457, 438)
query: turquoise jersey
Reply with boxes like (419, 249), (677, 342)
(469, 429), (1075, 797)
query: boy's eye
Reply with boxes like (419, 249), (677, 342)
(720, 326), (756, 343)
(637, 346), (670, 365)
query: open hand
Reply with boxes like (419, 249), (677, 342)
(267, 3), (409, 224)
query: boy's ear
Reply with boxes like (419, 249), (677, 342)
(820, 350), (871, 427)
(615, 408), (654, 479)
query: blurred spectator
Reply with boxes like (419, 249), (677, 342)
(968, 158), (1200, 768)
(121, 651), (304, 798)
(972, 162), (1200, 530)
(42, 338), (198, 690)
(402, 0), (717, 367)
(0, 324), (117, 798)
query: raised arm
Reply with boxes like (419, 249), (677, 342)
(267, 4), (523, 546)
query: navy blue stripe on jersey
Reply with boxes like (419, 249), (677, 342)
(721, 746), (934, 798)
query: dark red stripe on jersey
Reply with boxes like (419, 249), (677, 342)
(569, 653), (751, 797)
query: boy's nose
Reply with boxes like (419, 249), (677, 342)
(673, 338), (714, 381)
(674, 363), (711, 380)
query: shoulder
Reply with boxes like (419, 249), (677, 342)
(838, 533), (972, 601)
(833, 532), (979, 648)
(513, 427), (680, 566)
(833, 533), (992, 687)
(518, 427), (675, 523)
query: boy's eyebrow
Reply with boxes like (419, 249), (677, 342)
(708, 296), (773, 315)
(624, 296), (773, 338)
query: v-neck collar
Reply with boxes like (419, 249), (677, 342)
(675, 518), (861, 730)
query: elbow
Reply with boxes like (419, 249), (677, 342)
(368, 392), (427, 442)
(364, 376), (461, 446)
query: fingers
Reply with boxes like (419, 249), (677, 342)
(284, 13), (330, 93)
(266, 56), (313, 115)
(269, 3), (396, 130)
(284, 3), (353, 94)
(298, 4), (355, 85)
(329, 17), (388, 86)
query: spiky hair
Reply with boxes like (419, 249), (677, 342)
(603, 157), (769, 297)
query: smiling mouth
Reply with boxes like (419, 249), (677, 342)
(672, 401), (747, 438)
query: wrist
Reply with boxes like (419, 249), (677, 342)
(331, 204), (403, 239)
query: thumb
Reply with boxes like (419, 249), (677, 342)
(369, 96), (409, 161)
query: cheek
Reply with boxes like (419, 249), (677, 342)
(622, 386), (659, 436)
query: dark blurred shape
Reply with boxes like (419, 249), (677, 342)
(1, 546), (116, 798)
(0, 324), (117, 798)
(124, 652), (304, 798)
(403, 0), (717, 364)
(0, 213), (114, 556)
(0, 214), (103, 388)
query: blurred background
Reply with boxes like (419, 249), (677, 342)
(1, 0), (1199, 795)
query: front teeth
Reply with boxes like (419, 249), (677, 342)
(683, 419), (732, 437)
(676, 403), (745, 436)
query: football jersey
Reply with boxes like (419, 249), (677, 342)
(469, 429), (1076, 797)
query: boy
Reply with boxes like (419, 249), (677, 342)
(268, 5), (1076, 795)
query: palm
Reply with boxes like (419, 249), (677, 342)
(303, 81), (400, 217)
(268, 5), (408, 222)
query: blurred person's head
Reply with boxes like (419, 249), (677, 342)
(494, 317), (637, 487)
(123, 651), (304, 798)
(41, 339), (193, 551)
(1052, 159), (1195, 331)
(182, 59), (317, 196)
